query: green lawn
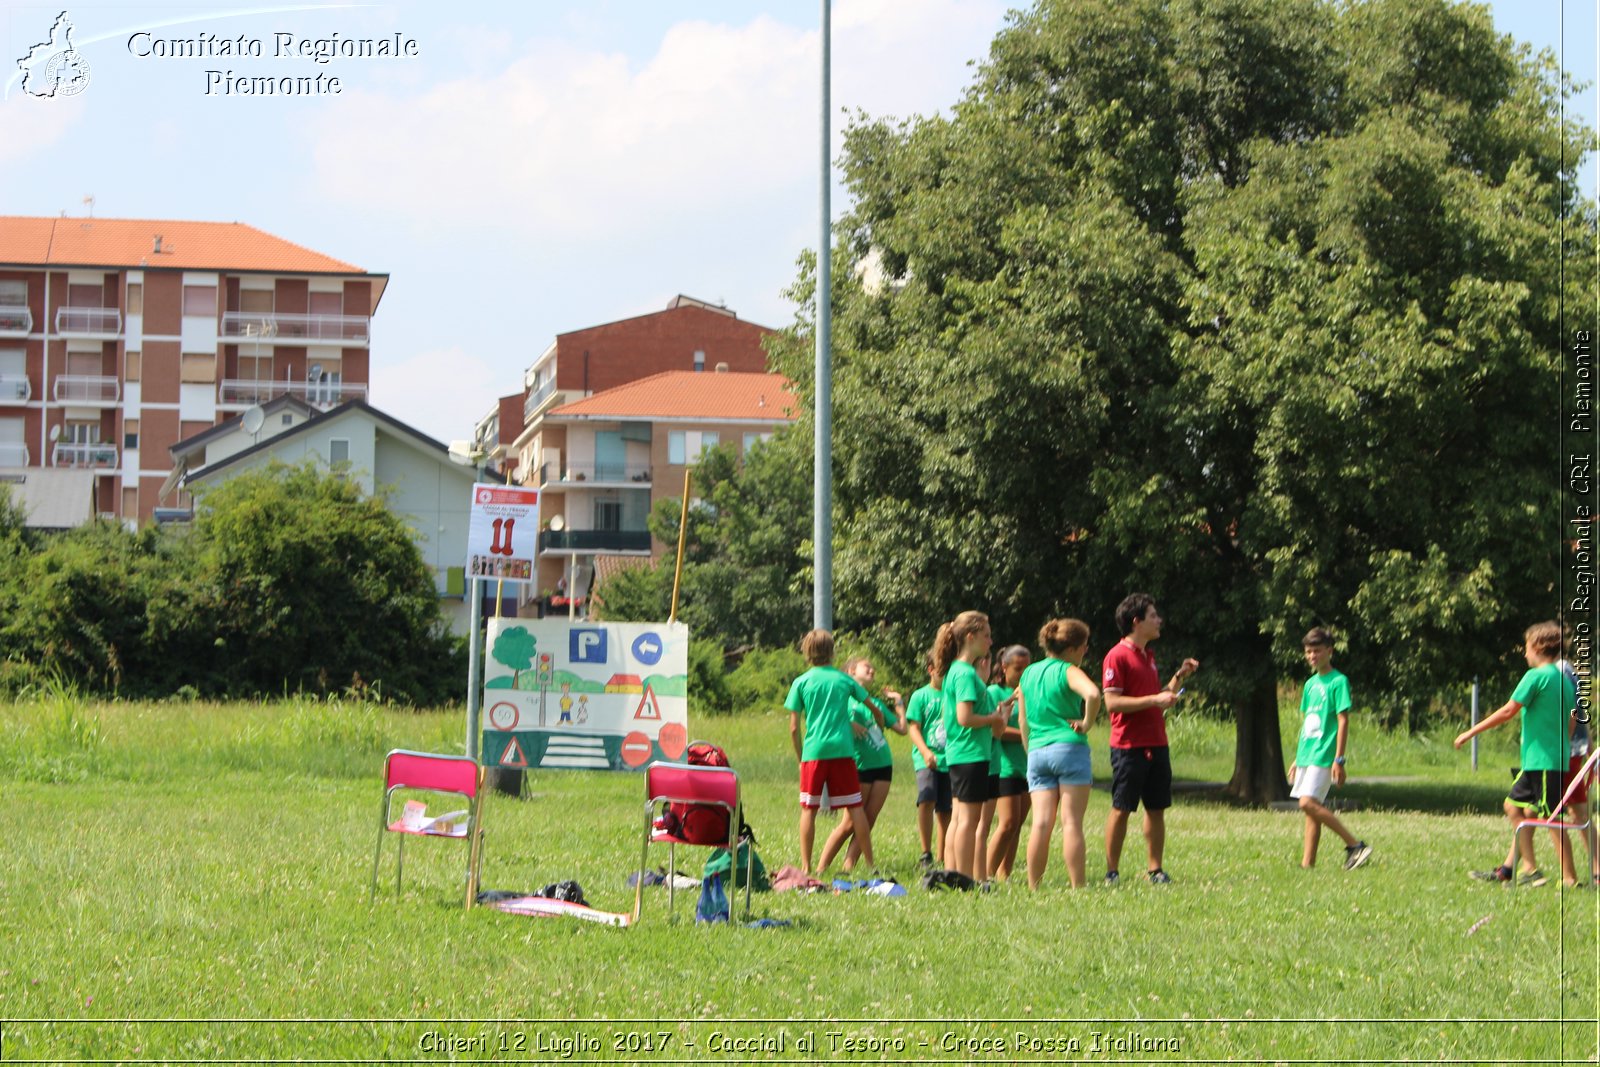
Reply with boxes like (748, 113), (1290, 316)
(0, 693), (1595, 1063)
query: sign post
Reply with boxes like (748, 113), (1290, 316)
(465, 482), (541, 760)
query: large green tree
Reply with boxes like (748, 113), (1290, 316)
(768, 0), (1591, 801)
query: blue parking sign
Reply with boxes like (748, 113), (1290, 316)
(570, 628), (609, 664)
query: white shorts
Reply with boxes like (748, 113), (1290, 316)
(1289, 764), (1333, 803)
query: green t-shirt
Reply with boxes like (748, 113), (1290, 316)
(1019, 657), (1086, 749)
(1294, 669), (1352, 768)
(941, 659), (994, 767)
(989, 683), (1026, 779)
(905, 684), (947, 771)
(850, 696), (894, 771)
(784, 665), (869, 762)
(1512, 662), (1574, 772)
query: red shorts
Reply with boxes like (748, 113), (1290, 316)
(799, 757), (862, 810)
(1565, 751), (1591, 806)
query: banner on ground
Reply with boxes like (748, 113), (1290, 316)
(480, 618), (690, 772)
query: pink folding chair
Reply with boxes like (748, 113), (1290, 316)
(1509, 747), (1600, 887)
(633, 759), (750, 923)
(371, 749), (486, 909)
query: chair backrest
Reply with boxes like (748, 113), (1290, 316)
(645, 760), (738, 809)
(1553, 746), (1600, 817)
(384, 749), (480, 798)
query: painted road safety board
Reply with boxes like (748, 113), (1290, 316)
(466, 482), (539, 585)
(482, 619), (689, 772)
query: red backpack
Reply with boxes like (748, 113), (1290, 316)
(663, 741), (735, 845)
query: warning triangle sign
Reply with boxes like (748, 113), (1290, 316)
(500, 736), (528, 768)
(633, 684), (662, 721)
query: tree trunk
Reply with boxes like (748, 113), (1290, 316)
(1225, 671), (1289, 804)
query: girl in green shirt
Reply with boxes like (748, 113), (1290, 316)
(986, 645), (1032, 883)
(817, 656), (906, 873)
(1018, 618), (1101, 888)
(934, 610), (1008, 881)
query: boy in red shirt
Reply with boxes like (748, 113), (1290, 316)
(1101, 593), (1198, 885)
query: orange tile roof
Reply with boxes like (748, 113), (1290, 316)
(550, 371), (798, 422)
(0, 216), (368, 274)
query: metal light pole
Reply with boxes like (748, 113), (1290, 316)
(813, 0), (833, 630)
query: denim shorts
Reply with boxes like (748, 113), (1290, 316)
(1027, 741), (1092, 791)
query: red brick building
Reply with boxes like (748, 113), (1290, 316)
(0, 215), (385, 525)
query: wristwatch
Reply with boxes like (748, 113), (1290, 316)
(1334, 756), (1346, 766)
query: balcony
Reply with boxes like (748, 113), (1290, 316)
(0, 443), (28, 467)
(547, 463), (653, 487)
(524, 380), (563, 421)
(53, 442), (118, 469)
(218, 378), (368, 409)
(221, 311), (370, 346)
(55, 307), (121, 338)
(54, 375), (120, 405)
(539, 529), (652, 554)
(0, 306), (30, 338)
(0, 375), (31, 402)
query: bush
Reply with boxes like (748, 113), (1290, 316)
(725, 646), (806, 713)
(688, 639), (732, 715)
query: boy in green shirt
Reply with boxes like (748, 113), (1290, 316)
(1287, 628), (1371, 870)
(785, 629), (878, 876)
(1455, 620), (1577, 886)
(905, 654), (950, 869)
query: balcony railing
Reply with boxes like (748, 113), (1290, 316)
(55, 307), (121, 337)
(53, 375), (119, 404)
(53, 442), (118, 469)
(0, 306), (31, 337)
(218, 378), (368, 408)
(539, 529), (652, 553)
(0, 375), (31, 402)
(0, 443), (28, 467)
(524, 380), (561, 420)
(220, 311), (370, 345)
(550, 464), (653, 485)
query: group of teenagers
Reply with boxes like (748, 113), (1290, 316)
(783, 592), (1374, 890)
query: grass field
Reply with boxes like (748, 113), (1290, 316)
(0, 690), (1596, 1064)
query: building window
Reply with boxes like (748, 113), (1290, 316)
(124, 418), (139, 450)
(329, 438), (350, 465)
(594, 499), (622, 531)
(240, 288), (273, 314)
(125, 283), (142, 315)
(0, 281), (25, 307)
(693, 349), (705, 372)
(126, 351), (140, 382)
(182, 285), (217, 316)
(743, 432), (772, 452)
(669, 430), (720, 464)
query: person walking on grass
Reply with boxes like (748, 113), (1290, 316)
(986, 645), (1031, 882)
(1456, 621), (1578, 887)
(817, 656), (905, 874)
(934, 611), (1008, 883)
(1288, 627), (1371, 871)
(785, 629), (878, 877)
(1102, 593), (1198, 886)
(1019, 618), (1101, 889)
(906, 653), (951, 869)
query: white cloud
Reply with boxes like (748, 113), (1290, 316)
(304, 1), (1006, 241)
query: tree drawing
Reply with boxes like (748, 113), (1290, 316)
(491, 626), (537, 688)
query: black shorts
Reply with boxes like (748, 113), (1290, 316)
(1508, 768), (1564, 817)
(915, 767), (952, 813)
(949, 761), (992, 805)
(1109, 746), (1172, 812)
(857, 764), (893, 785)
(996, 774), (1029, 798)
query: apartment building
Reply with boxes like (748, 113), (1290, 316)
(532, 368), (796, 605)
(510, 296), (775, 605)
(0, 215), (385, 525)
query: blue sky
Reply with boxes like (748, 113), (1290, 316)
(1, 0), (1593, 445)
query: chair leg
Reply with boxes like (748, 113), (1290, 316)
(396, 835), (405, 896)
(371, 825), (385, 903)
(634, 807), (652, 924)
(667, 840), (677, 919)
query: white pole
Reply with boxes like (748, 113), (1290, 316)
(466, 576), (483, 760)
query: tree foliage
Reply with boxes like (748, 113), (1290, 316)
(763, 0), (1592, 801)
(0, 464), (462, 703)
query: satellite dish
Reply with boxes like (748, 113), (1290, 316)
(549, 514), (566, 532)
(241, 406), (265, 435)
(48, 425), (61, 443)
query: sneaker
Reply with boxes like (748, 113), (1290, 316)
(1517, 869), (1549, 888)
(1469, 865), (1513, 883)
(1343, 842), (1373, 871)
(918, 851), (935, 871)
(977, 879), (996, 893)
(1147, 868), (1172, 885)
(1104, 870), (1120, 886)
